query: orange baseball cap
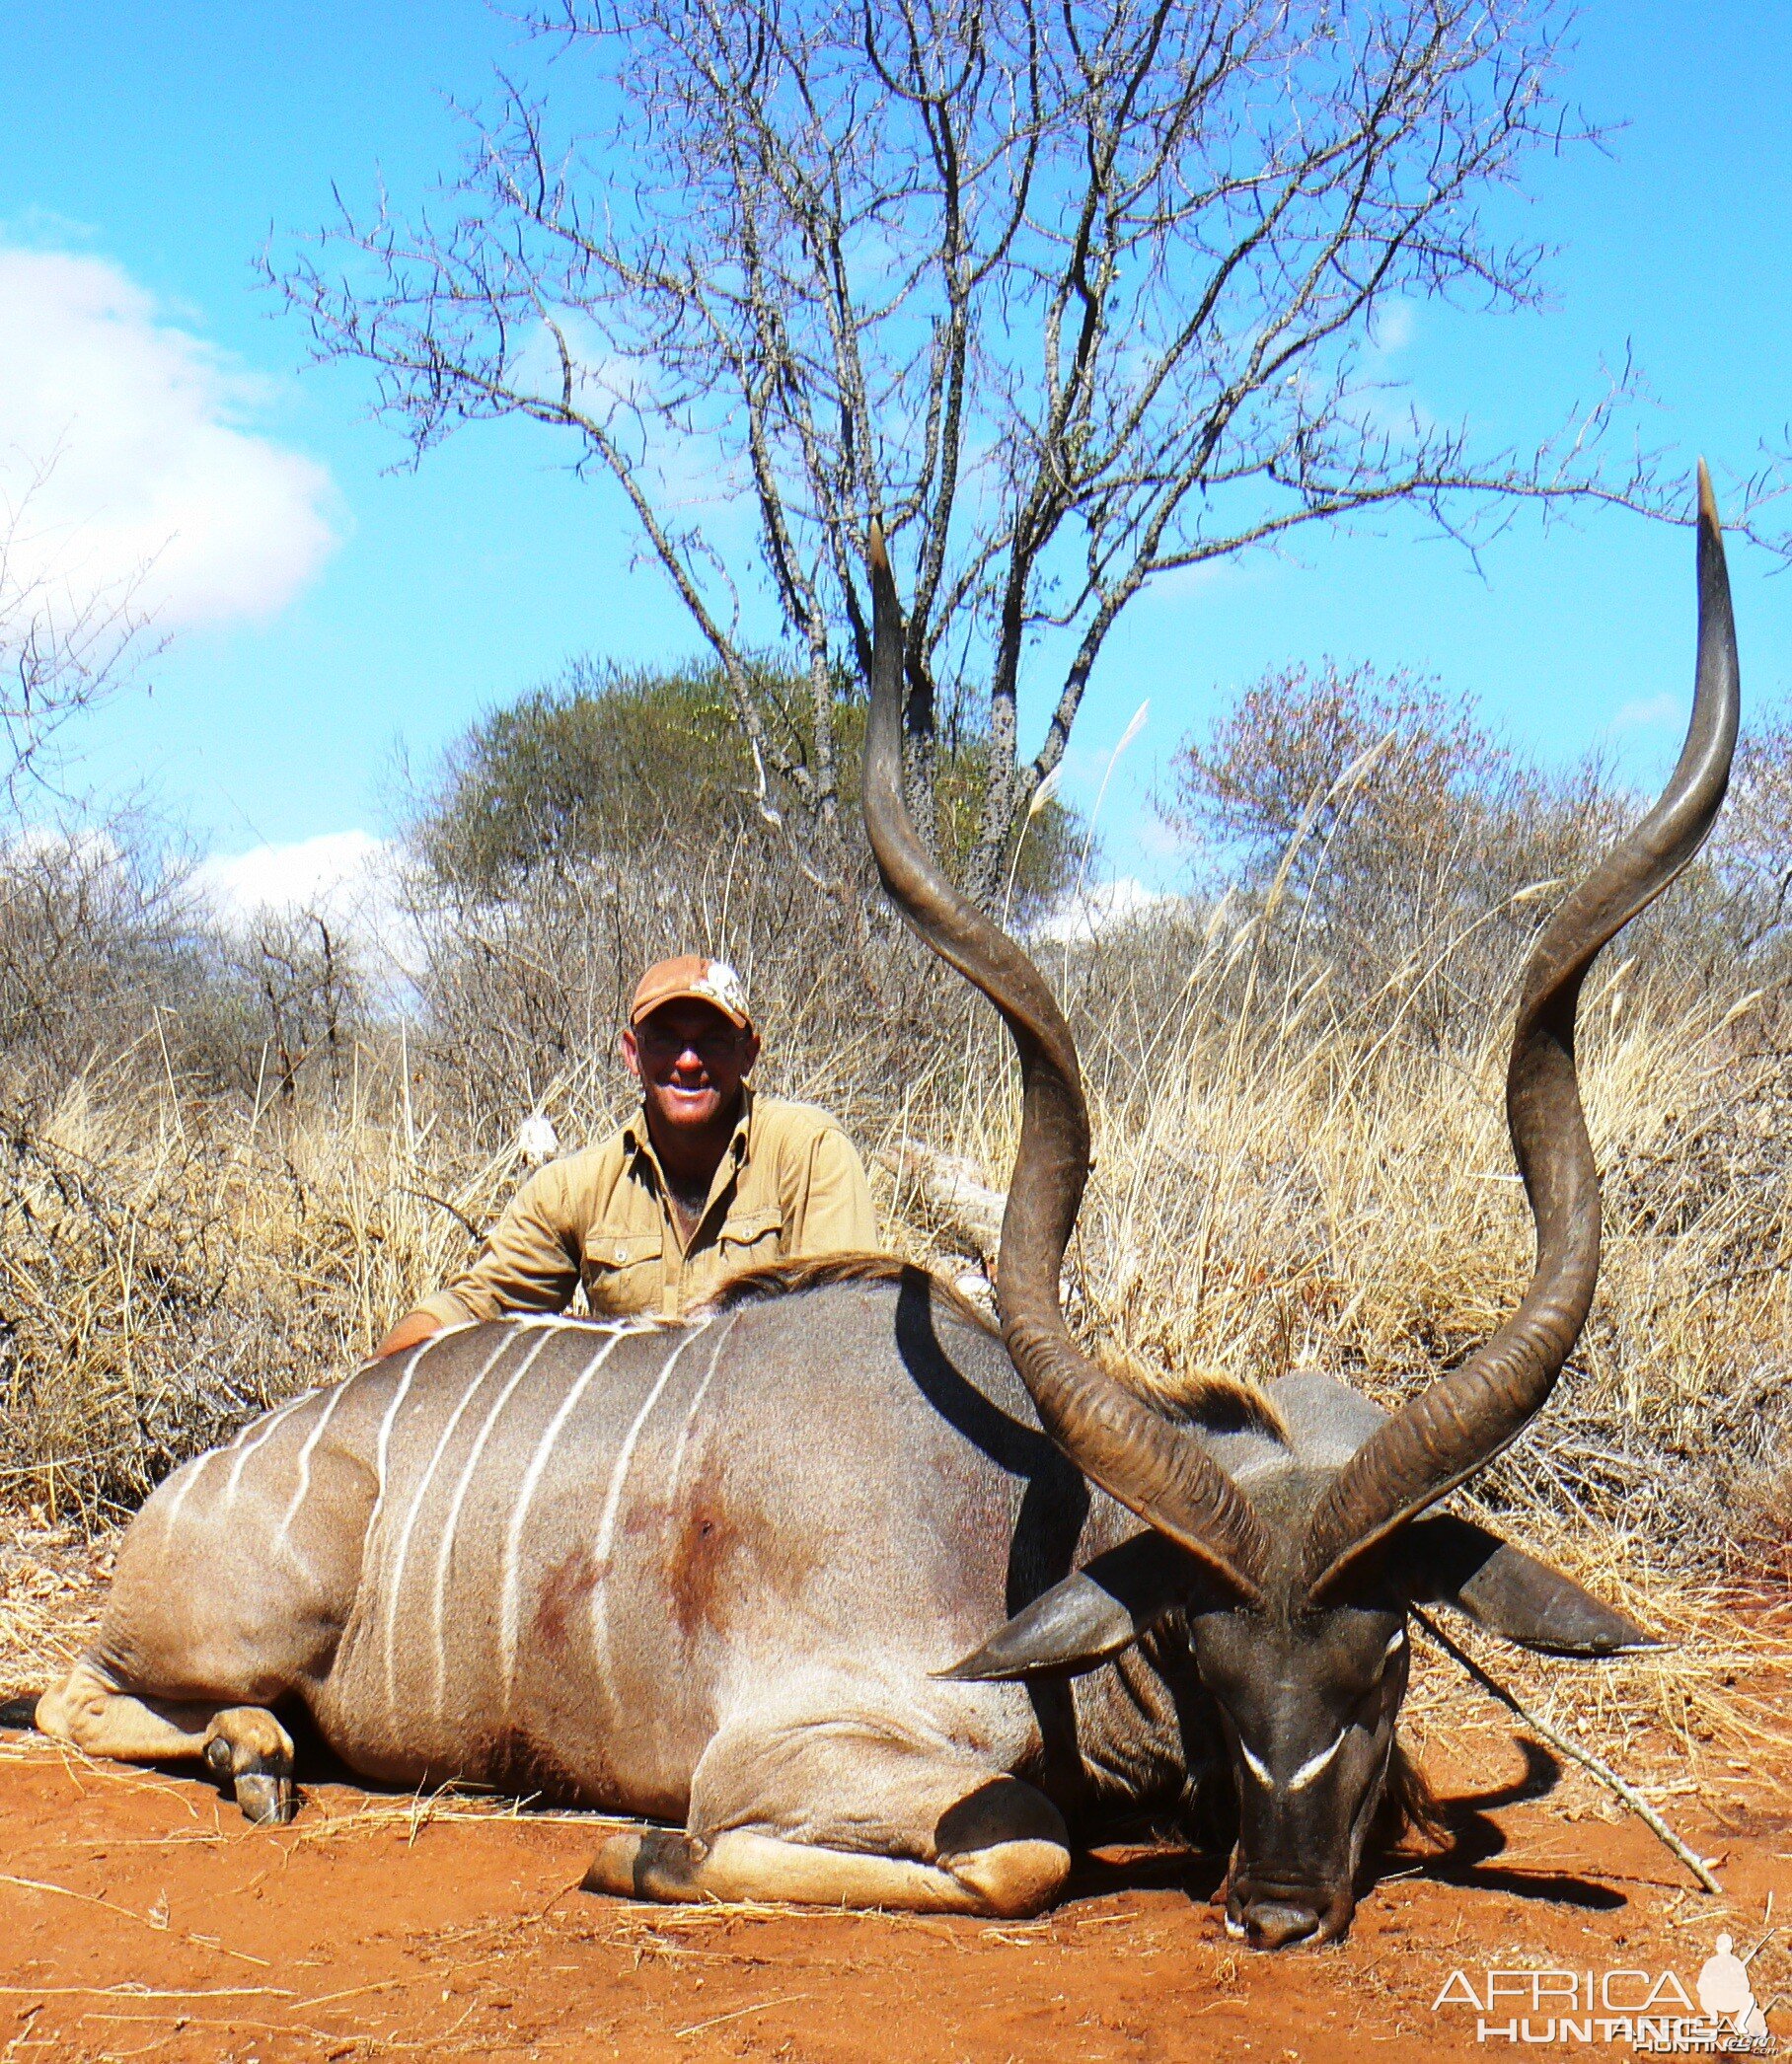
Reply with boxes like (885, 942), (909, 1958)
(629, 955), (753, 1033)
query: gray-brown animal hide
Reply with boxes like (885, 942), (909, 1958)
(93, 1274), (1196, 1850)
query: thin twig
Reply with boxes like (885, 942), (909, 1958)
(674, 1993), (811, 2040)
(0, 1870), (271, 1961)
(0, 1984), (292, 2000)
(1409, 1608), (1723, 1895)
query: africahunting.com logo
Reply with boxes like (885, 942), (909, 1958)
(1431, 1935), (1775, 2053)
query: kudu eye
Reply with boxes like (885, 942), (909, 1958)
(1348, 1630), (1405, 1710)
(1349, 1679), (1387, 1732)
(1342, 1624), (1404, 1688)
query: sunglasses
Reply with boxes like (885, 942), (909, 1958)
(635, 1024), (747, 1064)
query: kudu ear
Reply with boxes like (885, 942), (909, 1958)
(934, 1531), (1202, 1683)
(1389, 1514), (1657, 1657)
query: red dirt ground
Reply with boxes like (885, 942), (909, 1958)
(0, 1530), (1784, 2062)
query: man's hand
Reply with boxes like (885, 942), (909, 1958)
(373, 1310), (443, 1360)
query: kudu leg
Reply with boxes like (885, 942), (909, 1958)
(35, 1658), (297, 1824)
(584, 1821), (1069, 1915)
(23, 1398), (371, 1825)
(584, 1722), (1071, 1917)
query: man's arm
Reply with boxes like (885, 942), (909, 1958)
(787, 1123), (880, 1255)
(372, 1307), (445, 1360)
(373, 1161), (586, 1357)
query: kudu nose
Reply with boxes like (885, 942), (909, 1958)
(1244, 1899), (1321, 1951)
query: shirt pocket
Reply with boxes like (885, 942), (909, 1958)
(715, 1205), (783, 1274)
(581, 1229), (665, 1315)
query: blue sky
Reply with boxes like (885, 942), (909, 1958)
(3, 0), (1789, 912)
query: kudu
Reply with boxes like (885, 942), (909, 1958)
(19, 474), (1737, 1947)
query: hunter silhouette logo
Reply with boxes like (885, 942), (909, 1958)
(1698, 1935), (1770, 2045)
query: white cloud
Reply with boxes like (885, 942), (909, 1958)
(1143, 554), (1242, 604)
(1368, 299), (1417, 355)
(1028, 875), (1177, 944)
(0, 248), (338, 630)
(3, 822), (122, 870)
(1610, 692), (1684, 733)
(192, 829), (401, 940)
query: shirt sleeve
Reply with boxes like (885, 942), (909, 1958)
(414, 1161), (586, 1327)
(787, 1124), (879, 1256)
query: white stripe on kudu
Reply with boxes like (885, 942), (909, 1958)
(273, 1377), (354, 1561)
(381, 1331), (520, 1715)
(587, 1317), (733, 1698)
(223, 1391), (317, 1510)
(1286, 1729), (1348, 1793)
(427, 1326), (562, 1723)
(366, 1343), (431, 1537)
(664, 1318), (731, 1500)
(158, 1449), (214, 1533)
(495, 1326), (641, 1706)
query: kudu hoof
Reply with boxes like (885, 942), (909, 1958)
(202, 1728), (295, 1825)
(233, 1771), (294, 1825)
(1244, 1900), (1322, 1951)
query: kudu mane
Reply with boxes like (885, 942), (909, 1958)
(705, 1254), (1293, 1441)
(704, 1250), (943, 1312)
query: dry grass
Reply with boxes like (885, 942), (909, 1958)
(900, 908), (1791, 1580)
(0, 1057), (527, 1518)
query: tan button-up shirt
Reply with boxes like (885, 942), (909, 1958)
(416, 1089), (877, 1325)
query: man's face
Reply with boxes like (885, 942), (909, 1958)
(622, 999), (759, 1136)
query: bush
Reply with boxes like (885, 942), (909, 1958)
(411, 655), (1087, 905)
(1160, 661), (1787, 1044)
(415, 659), (766, 892)
(0, 826), (373, 1111)
(0, 828), (204, 1094)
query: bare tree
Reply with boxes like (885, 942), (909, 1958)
(276, 0), (1769, 900)
(235, 912), (362, 1103)
(1714, 709), (1792, 965)
(0, 461), (159, 811)
(0, 826), (191, 1086)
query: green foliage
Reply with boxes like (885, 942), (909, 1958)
(412, 655), (1088, 913)
(414, 659), (755, 890)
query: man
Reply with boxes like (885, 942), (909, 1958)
(373, 956), (876, 1355)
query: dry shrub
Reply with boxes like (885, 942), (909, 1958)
(0, 1064), (509, 1518)
(0, 827), (377, 1111)
(0, 831), (201, 1091)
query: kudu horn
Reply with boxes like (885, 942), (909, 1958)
(862, 525), (1272, 1603)
(1303, 463), (1742, 1599)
